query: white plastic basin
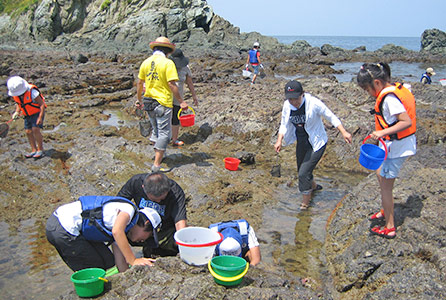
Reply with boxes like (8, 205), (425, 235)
(174, 227), (223, 266)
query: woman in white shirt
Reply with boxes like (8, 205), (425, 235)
(274, 81), (352, 210)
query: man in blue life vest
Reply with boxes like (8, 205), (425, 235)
(209, 219), (261, 266)
(245, 42), (263, 85)
(420, 67), (435, 84)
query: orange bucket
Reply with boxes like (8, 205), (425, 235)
(224, 157), (240, 171)
(178, 107), (195, 127)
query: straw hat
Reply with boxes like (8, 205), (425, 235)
(7, 76), (29, 97)
(149, 36), (176, 51)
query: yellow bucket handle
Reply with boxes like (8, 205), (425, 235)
(207, 259), (249, 282)
(178, 106), (195, 120)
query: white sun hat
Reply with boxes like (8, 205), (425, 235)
(7, 76), (29, 97)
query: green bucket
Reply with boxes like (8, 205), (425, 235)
(71, 268), (106, 298)
(209, 256), (249, 286)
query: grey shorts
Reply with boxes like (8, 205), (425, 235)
(148, 104), (172, 151)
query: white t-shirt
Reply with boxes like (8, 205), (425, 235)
(247, 226), (259, 249)
(380, 94), (416, 159)
(54, 201), (136, 236)
(30, 87), (40, 101)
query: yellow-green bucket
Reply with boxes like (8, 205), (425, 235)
(71, 268), (106, 297)
(208, 256), (249, 286)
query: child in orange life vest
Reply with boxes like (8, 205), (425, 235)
(7, 76), (46, 159)
(357, 63), (416, 239)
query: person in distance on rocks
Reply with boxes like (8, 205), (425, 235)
(420, 67), (435, 84)
(245, 42), (263, 85)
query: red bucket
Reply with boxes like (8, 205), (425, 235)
(178, 107), (195, 127)
(224, 157), (240, 171)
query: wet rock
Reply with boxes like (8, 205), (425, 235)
(58, 257), (320, 300)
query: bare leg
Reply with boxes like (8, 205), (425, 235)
(32, 127), (44, 151)
(171, 125), (180, 142)
(153, 149), (164, 167)
(377, 173), (396, 230)
(301, 192), (312, 209)
(26, 129), (37, 152)
(252, 74), (257, 83)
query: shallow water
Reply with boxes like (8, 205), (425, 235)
(100, 109), (138, 128)
(257, 175), (353, 286)
(0, 220), (72, 299)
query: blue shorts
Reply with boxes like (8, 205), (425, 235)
(24, 113), (44, 130)
(252, 65), (260, 74)
(380, 156), (407, 179)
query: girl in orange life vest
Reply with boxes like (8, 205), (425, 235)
(7, 76), (46, 159)
(357, 63), (416, 239)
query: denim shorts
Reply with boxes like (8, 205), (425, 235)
(24, 113), (44, 129)
(380, 156), (407, 179)
(252, 65), (260, 75)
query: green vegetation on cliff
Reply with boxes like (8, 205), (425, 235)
(0, 0), (39, 16)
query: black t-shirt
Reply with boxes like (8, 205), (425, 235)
(117, 173), (187, 231)
(289, 102), (308, 139)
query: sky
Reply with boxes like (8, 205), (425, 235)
(206, 0), (446, 37)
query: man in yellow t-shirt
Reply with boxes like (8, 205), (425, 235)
(136, 37), (188, 172)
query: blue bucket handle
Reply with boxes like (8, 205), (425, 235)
(362, 135), (388, 161)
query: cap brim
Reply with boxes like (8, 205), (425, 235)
(285, 92), (302, 99)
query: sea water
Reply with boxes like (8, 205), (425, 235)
(271, 35), (446, 83)
(273, 35), (420, 51)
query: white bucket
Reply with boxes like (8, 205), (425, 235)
(440, 79), (446, 86)
(174, 227), (223, 266)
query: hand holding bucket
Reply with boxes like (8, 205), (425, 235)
(177, 106), (195, 127)
(359, 135), (388, 170)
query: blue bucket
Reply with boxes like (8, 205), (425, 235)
(359, 136), (388, 170)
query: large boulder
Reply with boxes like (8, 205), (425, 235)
(421, 28), (446, 55)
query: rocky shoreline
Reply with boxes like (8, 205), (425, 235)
(0, 1), (445, 299)
(0, 47), (445, 299)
